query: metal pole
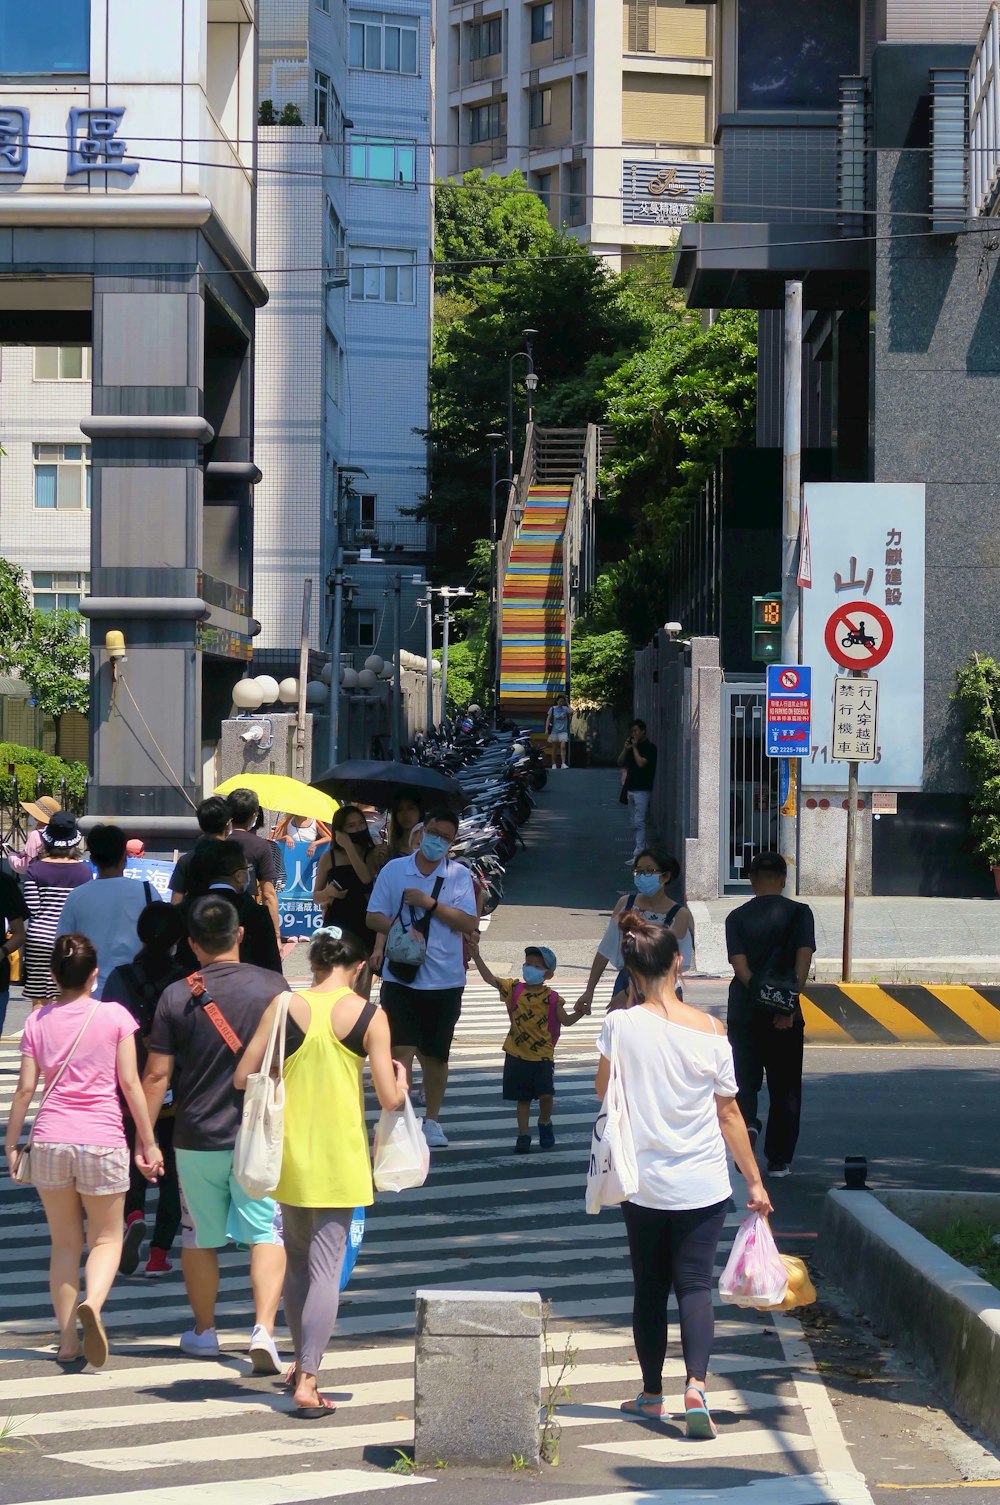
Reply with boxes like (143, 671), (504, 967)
(489, 449), (499, 730)
(391, 573), (402, 760)
(780, 279), (803, 887)
(295, 577), (312, 780)
(424, 595), (434, 734)
(507, 354), (515, 481)
(327, 565), (344, 768)
(841, 669), (862, 982)
(441, 593), (451, 718)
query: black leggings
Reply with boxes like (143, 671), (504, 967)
(124, 1116), (180, 1253)
(621, 1198), (729, 1394)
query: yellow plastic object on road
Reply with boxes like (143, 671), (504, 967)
(214, 773), (339, 822)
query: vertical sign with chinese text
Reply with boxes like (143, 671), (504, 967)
(801, 484), (924, 791)
(831, 678), (879, 761)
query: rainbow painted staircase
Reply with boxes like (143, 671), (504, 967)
(498, 483), (571, 730)
(498, 427), (598, 732)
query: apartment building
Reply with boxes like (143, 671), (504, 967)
(254, 0), (434, 671)
(434, 0), (715, 262)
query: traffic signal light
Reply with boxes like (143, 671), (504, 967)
(752, 593), (782, 663)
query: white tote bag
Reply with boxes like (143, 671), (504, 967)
(372, 1094), (430, 1193)
(233, 993), (290, 1200)
(585, 1022), (639, 1215)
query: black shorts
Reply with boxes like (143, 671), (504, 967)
(502, 1054), (555, 1102)
(380, 982), (464, 1062)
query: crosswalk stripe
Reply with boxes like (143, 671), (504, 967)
(4, 1471), (432, 1505)
(584, 1429), (817, 1464)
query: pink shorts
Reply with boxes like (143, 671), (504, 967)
(30, 1143), (130, 1197)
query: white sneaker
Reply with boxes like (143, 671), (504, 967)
(179, 1326), (220, 1358)
(248, 1323), (281, 1375)
(422, 1118), (449, 1148)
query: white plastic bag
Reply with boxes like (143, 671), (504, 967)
(585, 1027), (639, 1214)
(372, 1094), (430, 1193)
(718, 1213), (789, 1309)
(233, 994), (290, 1200)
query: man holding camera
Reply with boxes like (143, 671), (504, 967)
(617, 718), (658, 862)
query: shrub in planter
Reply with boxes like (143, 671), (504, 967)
(0, 742), (87, 808)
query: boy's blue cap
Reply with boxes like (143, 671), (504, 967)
(525, 945), (557, 971)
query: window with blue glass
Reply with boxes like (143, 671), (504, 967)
(737, 0), (859, 111)
(33, 443), (91, 509)
(0, 0), (90, 76)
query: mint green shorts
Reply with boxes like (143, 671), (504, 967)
(175, 1148), (283, 1250)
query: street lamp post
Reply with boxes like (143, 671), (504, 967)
(507, 327), (538, 480)
(487, 432), (505, 729)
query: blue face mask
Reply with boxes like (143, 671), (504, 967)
(522, 964), (547, 985)
(419, 832), (450, 863)
(633, 871), (662, 897)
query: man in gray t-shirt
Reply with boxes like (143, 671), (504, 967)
(143, 894), (286, 1373)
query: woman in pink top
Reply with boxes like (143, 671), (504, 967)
(3, 935), (163, 1369)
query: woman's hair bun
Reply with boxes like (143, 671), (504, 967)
(308, 925), (369, 972)
(617, 909), (680, 978)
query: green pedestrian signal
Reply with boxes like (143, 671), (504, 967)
(752, 593), (782, 663)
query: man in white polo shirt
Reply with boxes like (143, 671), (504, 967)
(367, 805), (477, 1148)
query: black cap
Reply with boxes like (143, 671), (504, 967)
(749, 850), (787, 878)
(41, 810), (82, 851)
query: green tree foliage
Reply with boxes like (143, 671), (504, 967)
(0, 560), (89, 740)
(570, 628), (633, 711)
(434, 170), (554, 301)
(954, 653), (1000, 865)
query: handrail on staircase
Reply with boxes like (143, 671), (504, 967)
(562, 424), (599, 681)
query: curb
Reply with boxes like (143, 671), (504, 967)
(802, 983), (1000, 1044)
(819, 1189), (1000, 1448)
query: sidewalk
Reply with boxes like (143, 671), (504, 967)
(483, 769), (1000, 984)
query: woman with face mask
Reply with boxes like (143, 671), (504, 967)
(312, 806), (378, 949)
(235, 925), (407, 1415)
(576, 850), (694, 1014)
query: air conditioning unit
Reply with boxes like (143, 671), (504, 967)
(328, 246), (349, 286)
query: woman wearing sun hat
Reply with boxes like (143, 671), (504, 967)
(23, 812), (93, 1008)
(7, 795), (61, 875)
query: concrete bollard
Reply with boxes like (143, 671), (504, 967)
(414, 1288), (542, 1466)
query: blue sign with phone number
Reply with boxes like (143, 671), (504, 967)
(765, 664), (812, 759)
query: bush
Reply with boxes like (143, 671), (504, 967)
(954, 653), (1000, 866)
(0, 742), (87, 808)
(570, 629), (633, 711)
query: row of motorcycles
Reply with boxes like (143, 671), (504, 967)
(403, 712), (547, 917)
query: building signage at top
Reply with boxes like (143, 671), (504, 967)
(0, 107), (138, 178)
(622, 160), (714, 226)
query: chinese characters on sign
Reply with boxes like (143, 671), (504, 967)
(278, 837), (325, 939)
(832, 677), (879, 762)
(0, 107), (137, 179)
(622, 160), (714, 226)
(765, 664), (812, 758)
(885, 527), (903, 607)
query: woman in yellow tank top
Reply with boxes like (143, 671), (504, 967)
(237, 925), (406, 1417)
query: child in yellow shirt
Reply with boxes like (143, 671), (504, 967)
(470, 942), (589, 1153)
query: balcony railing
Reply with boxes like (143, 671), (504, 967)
(342, 520), (436, 555)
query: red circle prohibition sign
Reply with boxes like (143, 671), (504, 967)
(779, 668), (800, 690)
(824, 600), (894, 670)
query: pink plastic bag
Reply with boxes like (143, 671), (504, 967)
(718, 1213), (789, 1309)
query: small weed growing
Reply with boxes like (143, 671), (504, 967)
(928, 1218), (1000, 1289)
(388, 1449), (415, 1476)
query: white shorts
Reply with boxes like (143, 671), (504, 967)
(548, 732), (569, 744)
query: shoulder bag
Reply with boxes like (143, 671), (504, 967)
(13, 1000), (101, 1186)
(585, 1016), (639, 1214)
(385, 875), (445, 984)
(751, 912), (803, 1017)
(233, 992), (290, 1200)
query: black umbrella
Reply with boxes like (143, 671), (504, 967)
(312, 760), (467, 813)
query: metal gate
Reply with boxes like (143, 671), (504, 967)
(720, 682), (779, 892)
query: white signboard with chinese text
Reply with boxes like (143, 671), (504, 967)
(801, 483), (924, 791)
(832, 677), (879, 761)
(622, 161), (714, 227)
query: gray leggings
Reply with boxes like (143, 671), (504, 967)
(280, 1205), (352, 1375)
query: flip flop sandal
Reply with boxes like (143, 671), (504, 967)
(620, 1392), (665, 1420)
(77, 1302), (109, 1369)
(292, 1396), (337, 1420)
(684, 1385), (717, 1440)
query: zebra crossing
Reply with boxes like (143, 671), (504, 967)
(0, 984), (872, 1505)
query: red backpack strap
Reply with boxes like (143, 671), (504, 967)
(507, 980), (526, 1023)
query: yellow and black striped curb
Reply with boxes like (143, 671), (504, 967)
(802, 985), (1000, 1045)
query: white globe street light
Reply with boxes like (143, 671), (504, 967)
(357, 668), (378, 689)
(277, 678), (298, 704)
(232, 679), (264, 710)
(254, 675), (280, 705)
(306, 680), (328, 705)
(363, 654), (385, 675)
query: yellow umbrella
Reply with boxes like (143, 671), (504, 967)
(214, 774), (339, 823)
